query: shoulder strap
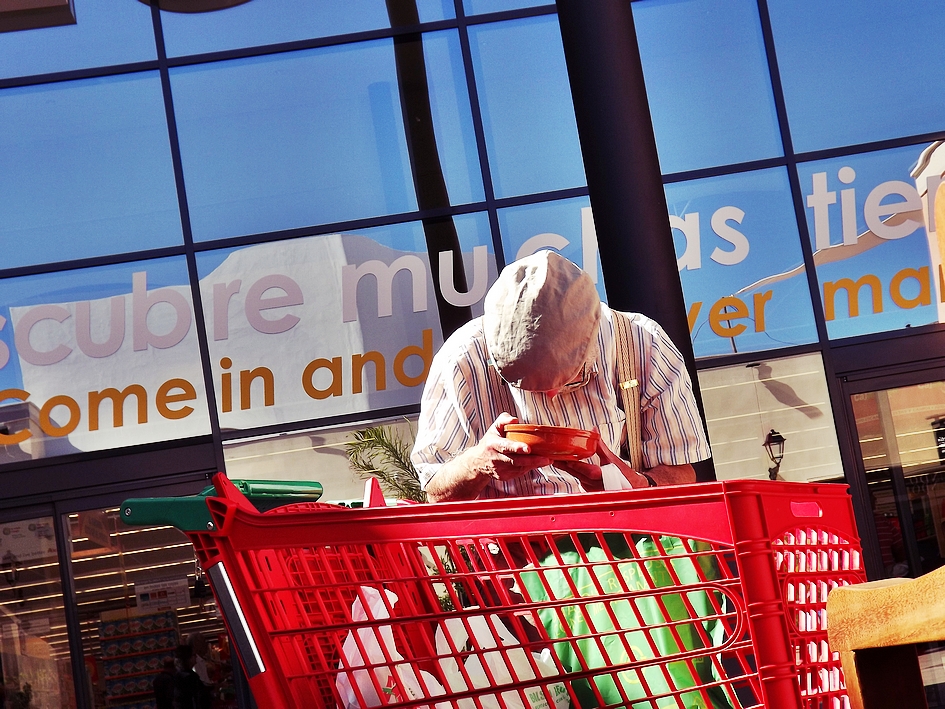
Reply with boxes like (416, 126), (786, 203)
(611, 310), (644, 471)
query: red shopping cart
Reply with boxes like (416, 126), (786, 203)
(121, 476), (865, 709)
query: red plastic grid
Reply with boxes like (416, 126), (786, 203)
(191, 476), (865, 709)
(773, 526), (863, 708)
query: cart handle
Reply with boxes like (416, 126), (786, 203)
(119, 477), (323, 532)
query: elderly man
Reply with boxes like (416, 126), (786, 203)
(411, 249), (710, 501)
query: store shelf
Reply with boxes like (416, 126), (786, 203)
(99, 609), (178, 708)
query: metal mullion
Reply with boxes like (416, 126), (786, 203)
(0, 61), (160, 90)
(55, 500), (92, 709)
(452, 0), (507, 269)
(217, 403), (421, 443)
(151, 1), (226, 476)
(753, 0), (867, 502)
(0, 245), (189, 283)
(159, 20), (459, 71)
(460, 4), (556, 28)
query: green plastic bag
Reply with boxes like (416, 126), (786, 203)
(519, 534), (735, 709)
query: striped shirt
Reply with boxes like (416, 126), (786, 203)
(411, 305), (711, 498)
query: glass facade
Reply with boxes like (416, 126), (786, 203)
(0, 74), (182, 268)
(0, 516), (77, 709)
(2, 0), (945, 704)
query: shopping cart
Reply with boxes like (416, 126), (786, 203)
(121, 475), (865, 709)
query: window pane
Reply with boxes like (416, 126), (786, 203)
(633, 0), (782, 174)
(196, 219), (495, 431)
(0, 258), (211, 461)
(222, 418), (420, 503)
(0, 515), (77, 708)
(699, 353), (843, 482)
(768, 0), (945, 153)
(421, 30), (485, 206)
(852, 383), (945, 577)
(161, 0), (453, 58)
(797, 144), (940, 340)
(468, 16), (585, 198)
(496, 196), (606, 300)
(0, 0), (156, 80)
(68, 505), (234, 708)
(667, 168), (818, 358)
(0, 74), (182, 268)
(462, 0), (546, 14)
(172, 42), (422, 241)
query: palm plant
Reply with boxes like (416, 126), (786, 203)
(344, 424), (426, 503)
(345, 423), (468, 610)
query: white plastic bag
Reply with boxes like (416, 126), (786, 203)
(601, 462), (636, 490)
(335, 587), (447, 708)
(435, 612), (569, 709)
(336, 589), (568, 709)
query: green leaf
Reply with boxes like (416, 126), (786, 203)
(344, 423), (426, 503)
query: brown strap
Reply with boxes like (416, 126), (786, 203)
(612, 310), (644, 472)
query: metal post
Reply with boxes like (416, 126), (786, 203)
(556, 0), (715, 480)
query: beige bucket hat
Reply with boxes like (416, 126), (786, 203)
(483, 250), (601, 391)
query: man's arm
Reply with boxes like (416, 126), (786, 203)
(592, 439), (693, 488)
(629, 312), (712, 476)
(424, 413), (552, 502)
(645, 462), (696, 486)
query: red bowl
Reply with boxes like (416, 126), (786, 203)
(503, 424), (600, 460)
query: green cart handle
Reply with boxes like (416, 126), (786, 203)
(119, 478), (324, 532)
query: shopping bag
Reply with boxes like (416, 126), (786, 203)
(435, 612), (569, 709)
(336, 587), (446, 708)
(520, 534), (736, 709)
(337, 588), (569, 709)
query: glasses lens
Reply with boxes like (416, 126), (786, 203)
(562, 363), (593, 391)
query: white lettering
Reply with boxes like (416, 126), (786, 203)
(132, 272), (192, 351)
(439, 245), (489, 307)
(710, 206), (749, 266)
(672, 212), (701, 271)
(0, 315), (9, 370)
(15, 304), (72, 366)
(341, 255), (427, 323)
(581, 206), (599, 283)
(864, 180), (922, 241)
(75, 297), (125, 358)
(213, 280), (241, 341)
(839, 166), (858, 245)
(807, 172), (837, 250)
(245, 274), (303, 334)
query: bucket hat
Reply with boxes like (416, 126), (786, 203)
(483, 250), (601, 391)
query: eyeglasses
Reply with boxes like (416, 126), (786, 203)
(488, 358), (598, 395)
(560, 361), (598, 392)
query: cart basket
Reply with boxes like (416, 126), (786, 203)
(122, 475), (865, 709)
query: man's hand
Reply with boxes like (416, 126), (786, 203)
(553, 458), (605, 492)
(594, 438), (652, 488)
(424, 413), (552, 502)
(594, 438), (696, 488)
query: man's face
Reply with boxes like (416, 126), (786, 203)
(538, 361), (598, 398)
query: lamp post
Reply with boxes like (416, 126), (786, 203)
(763, 429), (786, 481)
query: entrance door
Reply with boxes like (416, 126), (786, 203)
(843, 369), (945, 580)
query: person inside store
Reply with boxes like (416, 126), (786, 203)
(411, 249), (710, 501)
(174, 644), (212, 709)
(186, 632), (216, 693)
(152, 656), (176, 709)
